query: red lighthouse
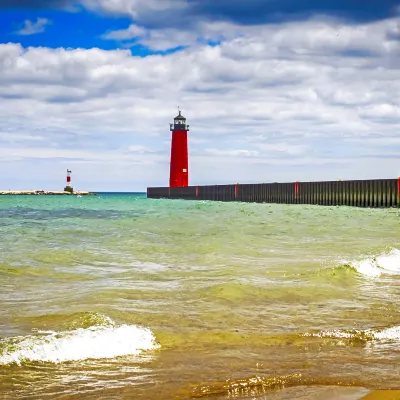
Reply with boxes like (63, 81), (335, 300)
(169, 110), (190, 187)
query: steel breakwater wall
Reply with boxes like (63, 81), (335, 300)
(147, 178), (400, 207)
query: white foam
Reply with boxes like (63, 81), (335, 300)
(375, 249), (400, 273)
(349, 248), (400, 277)
(372, 326), (400, 341)
(304, 325), (400, 344)
(350, 259), (382, 277)
(0, 324), (160, 366)
(303, 329), (358, 339)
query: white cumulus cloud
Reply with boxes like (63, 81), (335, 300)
(101, 24), (145, 40)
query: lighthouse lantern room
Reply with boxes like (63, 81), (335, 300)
(169, 110), (190, 187)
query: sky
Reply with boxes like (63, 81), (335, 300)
(0, 0), (399, 191)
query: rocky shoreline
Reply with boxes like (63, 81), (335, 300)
(0, 190), (97, 196)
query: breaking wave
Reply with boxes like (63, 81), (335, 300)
(0, 314), (160, 366)
(344, 248), (400, 278)
(304, 325), (400, 345)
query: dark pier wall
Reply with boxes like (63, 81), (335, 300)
(147, 179), (400, 208)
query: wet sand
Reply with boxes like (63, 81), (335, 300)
(360, 390), (400, 400)
(61, 386), (400, 399)
(237, 387), (400, 400)
(261, 386), (370, 400)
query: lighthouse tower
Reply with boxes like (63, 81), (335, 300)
(169, 110), (190, 187)
(64, 169), (73, 193)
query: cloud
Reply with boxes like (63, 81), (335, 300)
(90, 0), (400, 52)
(82, 0), (183, 20)
(15, 17), (51, 35)
(205, 149), (260, 158)
(186, 0), (400, 24)
(0, 146), (157, 161)
(101, 24), (145, 40)
(4, 0), (398, 51)
(1, 16), (400, 189)
(83, 0), (400, 25)
(98, 6), (400, 53)
(2, 0), (399, 24)
(0, 0), (77, 10)
(0, 132), (45, 143)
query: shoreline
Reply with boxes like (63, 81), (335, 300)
(0, 190), (97, 196)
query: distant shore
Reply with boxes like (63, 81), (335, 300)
(0, 190), (97, 196)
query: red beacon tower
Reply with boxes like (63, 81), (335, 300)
(64, 169), (73, 193)
(169, 110), (190, 187)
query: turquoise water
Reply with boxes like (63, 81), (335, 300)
(0, 194), (399, 399)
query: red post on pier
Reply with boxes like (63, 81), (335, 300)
(294, 181), (299, 199)
(169, 110), (189, 187)
(196, 185), (199, 197)
(398, 177), (400, 202)
(235, 183), (239, 199)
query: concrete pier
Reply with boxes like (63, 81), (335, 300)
(147, 178), (399, 208)
(0, 190), (96, 196)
